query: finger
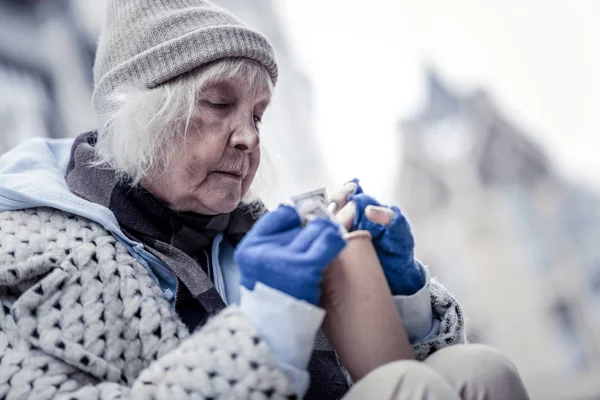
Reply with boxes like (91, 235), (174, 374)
(306, 222), (347, 264)
(335, 201), (356, 231)
(351, 195), (387, 239)
(365, 205), (396, 226)
(379, 205), (414, 251)
(250, 204), (302, 236)
(328, 181), (358, 214)
(288, 218), (336, 252)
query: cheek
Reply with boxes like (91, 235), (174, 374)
(182, 137), (222, 178)
(250, 149), (261, 171)
(168, 152), (206, 188)
(242, 149), (261, 194)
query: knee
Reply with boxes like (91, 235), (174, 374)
(381, 361), (461, 400)
(425, 344), (529, 400)
(386, 360), (447, 384)
(453, 344), (522, 381)
(348, 361), (460, 400)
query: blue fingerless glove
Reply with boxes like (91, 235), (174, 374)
(347, 179), (425, 296)
(235, 204), (347, 305)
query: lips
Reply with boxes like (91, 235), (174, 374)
(215, 156), (248, 180)
(216, 170), (245, 179)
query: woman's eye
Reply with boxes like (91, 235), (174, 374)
(208, 102), (230, 110)
(253, 115), (262, 123)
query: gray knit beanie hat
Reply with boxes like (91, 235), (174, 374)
(93, 0), (278, 126)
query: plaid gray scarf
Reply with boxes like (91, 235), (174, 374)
(66, 132), (349, 400)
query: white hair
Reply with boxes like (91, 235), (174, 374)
(94, 57), (274, 204)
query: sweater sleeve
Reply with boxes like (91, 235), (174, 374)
(239, 283), (326, 398)
(392, 261), (435, 343)
(0, 304), (296, 400)
(0, 210), (296, 400)
(410, 275), (467, 360)
(386, 260), (466, 360)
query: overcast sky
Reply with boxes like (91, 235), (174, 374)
(278, 0), (600, 201)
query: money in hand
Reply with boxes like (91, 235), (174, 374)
(291, 187), (349, 236)
(291, 187), (330, 222)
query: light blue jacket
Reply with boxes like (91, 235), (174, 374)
(0, 137), (437, 397)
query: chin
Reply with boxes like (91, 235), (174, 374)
(214, 201), (239, 214)
(190, 174), (253, 215)
(198, 193), (242, 215)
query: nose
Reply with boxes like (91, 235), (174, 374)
(229, 116), (260, 153)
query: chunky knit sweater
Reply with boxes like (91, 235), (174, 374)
(0, 207), (296, 400)
(0, 206), (466, 399)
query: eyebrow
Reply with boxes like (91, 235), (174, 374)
(199, 78), (272, 105)
(200, 80), (236, 96)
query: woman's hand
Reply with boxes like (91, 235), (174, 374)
(330, 180), (425, 296)
(235, 204), (347, 305)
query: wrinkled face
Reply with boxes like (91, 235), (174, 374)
(144, 76), (271, 215)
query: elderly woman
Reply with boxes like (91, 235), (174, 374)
(0, 1), (530, 399)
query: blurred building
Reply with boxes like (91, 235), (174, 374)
(0, 0), (96, 153)
(397, 70), (600, 399)
(0, 0), (328, 203)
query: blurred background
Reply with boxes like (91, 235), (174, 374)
(0, 0), (599, 398)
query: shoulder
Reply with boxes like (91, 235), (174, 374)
(0, 208), (162, 307)
(0, 207), (129, 289)
(0, 209), (191, 387)
(0, 207), (112, 264)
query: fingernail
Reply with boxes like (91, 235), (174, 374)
(366, 205), (392, 213)
(365, 205), (395, 225)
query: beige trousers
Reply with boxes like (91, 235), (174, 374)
(342, 344), (530, 400)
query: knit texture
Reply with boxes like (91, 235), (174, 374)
(93, 0), (278, 127)
(0, 207), (466, 399)
(0, 208), (295, 400)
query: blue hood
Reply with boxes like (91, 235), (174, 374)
(0, 137), (129, 241)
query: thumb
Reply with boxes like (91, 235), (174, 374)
(335, 201), (356, 231)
